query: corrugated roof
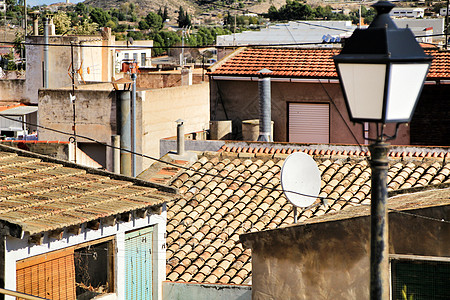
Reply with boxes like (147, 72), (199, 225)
(0, 144), (178, 238)
(0, 106), (38, 115)
(139, 146), (450, 285)
(209, 47), (450, 80)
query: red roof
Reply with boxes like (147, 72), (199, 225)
(210, 47), (450, 80)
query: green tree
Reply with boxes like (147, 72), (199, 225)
(177, 6), (185, 27)
(145, 12), (163, 32)
(90, 7), (110, 27)
(52, 11), (72, 35)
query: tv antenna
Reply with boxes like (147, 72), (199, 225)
(281, 151), (321, 223)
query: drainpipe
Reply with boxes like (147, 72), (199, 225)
(131, 70), (137, 177)
(112, 135), (121, 174)
(119, 91), (131, 177)
(43, 17), (49, 88)
(257, 68), (273, 142)
(176, 119), (185, 156)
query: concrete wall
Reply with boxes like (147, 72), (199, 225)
(38, 88), (117, 170)
(0, 80), (26, 102)
(210, 79), (411, 145)
(160, 139), (225, 157)
(141, 82), (210, 170)
(5, 206), (167, 300)
(241, 205), (450, 300)
(163, 282), (251, 300)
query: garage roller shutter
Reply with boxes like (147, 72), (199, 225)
(289, 103), (329, 143)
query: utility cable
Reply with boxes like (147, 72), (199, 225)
(0, 40), (342, 49)
(1, 116), (448, 225)
(0, 115), (327, 201)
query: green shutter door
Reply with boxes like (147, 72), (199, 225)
(125, 226), (154, 300)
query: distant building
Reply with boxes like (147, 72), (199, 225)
(0, 0), (6, 12)
(115, 40), (153, 71)
(216, 21), (355, 47)
(390, 7), (425, 18)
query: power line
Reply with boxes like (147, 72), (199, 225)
(0, 39), (342, 49)
(1, 116), (448, 225)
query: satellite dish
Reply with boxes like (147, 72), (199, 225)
(281, 151), (321, 208)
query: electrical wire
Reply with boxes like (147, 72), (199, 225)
(2, 115), (449, 227)
(0, 40), (341, 49)
(0, 115), (328, 202)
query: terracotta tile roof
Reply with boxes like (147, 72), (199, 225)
(218, 142), (450, 159)
(139, 146), (450, 285)
(0, 144), (177, 238)
(210, 47), (450, 80)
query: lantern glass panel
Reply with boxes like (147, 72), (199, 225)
(337, 63), (386, 120)
(385, 63), (430, 122)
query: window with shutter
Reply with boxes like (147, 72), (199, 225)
(16, 247), (76, 300)
(391, 258), (450, 299)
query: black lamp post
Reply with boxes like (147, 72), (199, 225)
(333, 2), (432, 299)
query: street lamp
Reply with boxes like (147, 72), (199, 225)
(333, 1), (432, 299)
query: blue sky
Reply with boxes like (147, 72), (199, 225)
(27, 0), (84, 8)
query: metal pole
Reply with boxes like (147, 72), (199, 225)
(24, 0), (27, 36)
(70, 42), (77, 163)
(131, 71), (137, 177)
(43, 17), (48, 88)
(369, 141), (390, 300)
(446, 0), (449, 49)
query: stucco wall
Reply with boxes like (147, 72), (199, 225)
(141, 82), (210, 170)
(210, 79), (411, 145)
(0, 79), (26, 102)
(163, 282), (251, 300)
(241, 205), (450, 300)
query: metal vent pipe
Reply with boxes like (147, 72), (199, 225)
(257, 68), (273, 142)
(176, 119), (185, 156)
(43, 17), (49, 88)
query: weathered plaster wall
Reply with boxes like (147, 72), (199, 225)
(38, 88), (116, 170)
(25, 36), (79, 104)
(0, 80), (26, 101)
(163, 282), (251, 300)
(25, 35), (113, 104)
(242, 205), (450, 300)
(210, 79), (410, 145)
(141, 82), (210, 169)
